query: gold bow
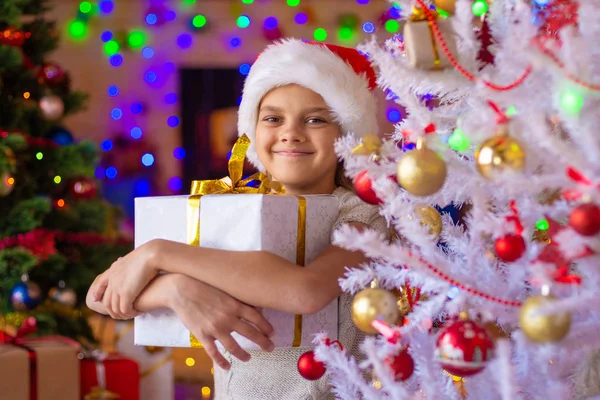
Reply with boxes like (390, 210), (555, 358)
(190, 134), (276, 196)
(409, 6), (439, 22)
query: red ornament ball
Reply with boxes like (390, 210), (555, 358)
(69, 177), (98, 200)
(569, 203), (600, 236)
(298, 350), (326, 381)
(38, 63), (65, 86)
(353, 170), (383, 205)
(0, 27), (27, 47)
(494, 234), (526, 262)
(434, 319), (495, 377)
(385, 348), (414, 381)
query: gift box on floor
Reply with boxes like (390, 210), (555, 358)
(403, 8), (458, 70)
(80, 352), (140, 400)
(0, 323), (80, 400)
(134, 135), (340, 350)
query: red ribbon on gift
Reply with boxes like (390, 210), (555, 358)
(1, 317), (80, 400)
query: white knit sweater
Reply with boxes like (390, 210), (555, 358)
(213, 187), (387, 400)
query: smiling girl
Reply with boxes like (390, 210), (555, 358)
(87, 39), (387, 399)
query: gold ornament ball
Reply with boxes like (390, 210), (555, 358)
(351, 287), (400, 334)
(475, 135), (526, 180)
(519, 295), (571, 343)
(397, 145), (447, 197)
(415, 205), (443, 237)
(434, 0), (455, 14)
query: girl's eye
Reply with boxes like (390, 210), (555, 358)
(307, 118), (326, 124)
(263, 116), (281, 123)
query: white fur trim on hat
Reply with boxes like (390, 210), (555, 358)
(238, 38), (379, 171)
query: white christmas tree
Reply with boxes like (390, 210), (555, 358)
(309, 0), (600, 399)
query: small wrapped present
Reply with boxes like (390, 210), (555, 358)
(80, 350), (140, 400)
(134, 135), (340, 350)
(0, 317), (80, 400)
(403, 7), (458, 70)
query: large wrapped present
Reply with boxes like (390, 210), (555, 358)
(80, 351), (140, 400)
(403, 7), (458, 70)
(134, 135), (340, 350)
(0, 317), (80, 400)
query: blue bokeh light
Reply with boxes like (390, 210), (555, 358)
(142, 47), (155, 59)
(145, 13), (158, 25)
(107, 85), (119, 97)
(167, 116), (179, 127)
(239, 63), (251, 75)
(264, 16), (278, 29)
(165, 93), (177, 104)
(101, 31), (113, 42)
(131, 103), (143, 114)
(109, 54), (123, 67)
(173, 147), (186, 159)
(110, 108), (123, 120)
(130, 127), (143, 139)
(141, 153), (155, 166)
(101, 139), (113, 151)
(177, 33), (193, 49)
(106, 166), (118, 179)
(362, 22), (375, 33)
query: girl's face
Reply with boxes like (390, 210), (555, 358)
(255, 84), (340, 195)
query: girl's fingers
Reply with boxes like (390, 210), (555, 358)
(93, 275), (109, 302)
(217, 333), (251, 363)
(201, 337), (231, 371)
(233, 320), (275, 352)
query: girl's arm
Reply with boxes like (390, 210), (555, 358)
(87, 273), (276, 370)
(87, 273), (173, 316)
(149, 221), (369, 315)
(92, 222), (369, 317)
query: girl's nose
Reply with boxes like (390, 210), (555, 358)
(279, 123), (306, 143)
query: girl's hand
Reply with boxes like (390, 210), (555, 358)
(90, 240), (162, 319)
(169, 274), (276, 370)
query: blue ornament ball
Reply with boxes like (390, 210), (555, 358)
(10, 281), (43, 311)
(49, 127), (74, 146)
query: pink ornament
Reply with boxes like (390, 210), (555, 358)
(434, 320), (495, 377)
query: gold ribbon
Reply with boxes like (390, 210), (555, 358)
(186, 134), (282, 349)
(291, 196), (307, 347)
(409, 7), (442, 69)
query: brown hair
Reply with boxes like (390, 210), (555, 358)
(334, 161), (353, 191)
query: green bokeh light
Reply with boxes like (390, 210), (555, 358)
(314, 28), (327, 41)
(338, 27), (353, 41)
(448, 128), (471, 152)
(68, 20), (87, 40)
(287, 0), (300, 6)
(536, 218), (549, 231)
(237, 15), (251, 28)
(385, 19), (400, 33)
(192, 15), (207, 28)
(472, 0), (488, 17)
(104, 40), (120, 56)
(79, 1), (92, 13)
(127, 30), (147, 49)
(560, 89), (584, 115)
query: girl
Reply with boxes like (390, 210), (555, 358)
(87, 39), (388, 399)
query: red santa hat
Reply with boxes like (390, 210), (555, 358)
(238, 38), (379, 171)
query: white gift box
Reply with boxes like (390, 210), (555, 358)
(134, 194), (340, 350)
(403, 18), (458, 69)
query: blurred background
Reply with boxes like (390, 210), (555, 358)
(0, 0), (407, 399)
(52, 0), (401, 229)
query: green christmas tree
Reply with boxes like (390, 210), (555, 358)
(0, 0), (131, 343)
